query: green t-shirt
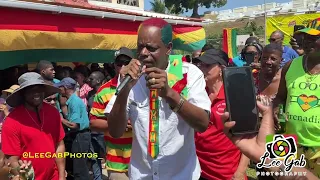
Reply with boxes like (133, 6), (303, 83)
(285, 56), (320, 147)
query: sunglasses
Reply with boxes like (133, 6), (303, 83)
(268, 38), (277, 42)
(245, 52), (259, 56)
(45, 97), (57, 102)
(115, 61), (130, 67)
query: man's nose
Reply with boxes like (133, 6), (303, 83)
(140, 47), (150, 56)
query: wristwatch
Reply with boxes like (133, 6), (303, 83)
(170, 95), (185, 113)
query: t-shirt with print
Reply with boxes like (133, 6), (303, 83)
(285, 56), (320, 147)
(195, 86), (242, 180)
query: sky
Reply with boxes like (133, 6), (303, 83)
(144, 0), (291, 16)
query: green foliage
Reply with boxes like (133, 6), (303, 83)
(236, 21), (264, 36)
(150, 0), (166, 14)
(206, 33), (223, 49)
(164, 0), (227, 17)
(150, 0), (181, 15)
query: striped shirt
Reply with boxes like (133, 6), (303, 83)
(89, 76), (132, 172)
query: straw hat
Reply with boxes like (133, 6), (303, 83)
(2, 85), (20, 94)
(6, 72), (60, 107)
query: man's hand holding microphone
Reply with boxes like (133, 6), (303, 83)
(117, 59), (173, 98)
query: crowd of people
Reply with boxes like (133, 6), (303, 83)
(0, 17), (318, 180)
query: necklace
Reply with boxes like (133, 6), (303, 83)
(25, 108), (44, 131)
(304, 56), (320, 85)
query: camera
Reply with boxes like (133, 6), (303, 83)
(266, 135), (297, 159)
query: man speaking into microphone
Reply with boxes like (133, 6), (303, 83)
(104, 18), (211, 180)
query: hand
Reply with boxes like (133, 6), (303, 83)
(120, 59), (145, 90)
(290, 37), (304, 55)
(58, 170), (67, 180)
(222, 102), (275, 162)
(250, 62), (261, 69)
(0, 151), (10, 179)
(18, 160), (33, 180)
(290, 37), (299, 49)
(0, 104), (9, 116)
(125, 122), (132, 132)
(272, 107), (281, 130)
(232, 171), (246, 180)
(144, 67), (170, 98)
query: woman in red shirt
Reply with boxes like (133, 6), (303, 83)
(193, 48), (249, 180)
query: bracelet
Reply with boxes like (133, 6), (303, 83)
(170, 95), (185, 113)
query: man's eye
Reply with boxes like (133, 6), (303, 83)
(146, 46), (157, 52)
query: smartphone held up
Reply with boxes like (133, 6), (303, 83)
(222, 67), (260, 136)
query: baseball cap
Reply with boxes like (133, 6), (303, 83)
(54, 77), (77, 89)
(297, 18), (320, 36)
(114, 47), (134, 60)
(245, 37), (260, 45)
(195, 49), (229, 66)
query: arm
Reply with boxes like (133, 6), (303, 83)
(65, 103), (83, 130)
(55, 119), (66, 179)
(55, 140), (66, 179)
(89, 118), (108, 132)
(61, 118), (79, 129)
(105, 89), (130, 138)
(164, 89), (210, 132)
(1, 118), (21, 176)
(89, 93), (109, 132)
(234, 154), (250, 177)
(59, 96), (68, 118)
(272, 61), (292, 111)
(164, 70), (211, 132)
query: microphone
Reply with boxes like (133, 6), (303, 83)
(115, 62), (143, 95)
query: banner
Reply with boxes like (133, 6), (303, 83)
(266, 13), (320, 45)
(0, 7), (205, 69)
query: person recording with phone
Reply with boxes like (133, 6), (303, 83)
(104, 18), (211, 179)
(222, 103), (318, 180)
(193, 48), (249, 180)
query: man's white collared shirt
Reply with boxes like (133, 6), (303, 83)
(104, 62), (211, 180)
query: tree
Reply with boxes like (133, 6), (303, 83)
(164, 0), (227, 18)
(150, 0), (166, 14)
(150, 0), (181, 15)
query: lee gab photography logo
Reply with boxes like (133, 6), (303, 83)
(256, 134), (306, 172)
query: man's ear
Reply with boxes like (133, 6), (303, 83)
(166, 42), (173, 55)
